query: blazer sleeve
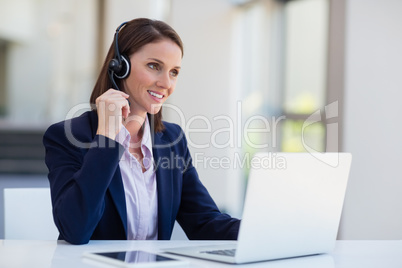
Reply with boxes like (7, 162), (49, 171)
(170, 125), (241, 240)
(43, 116), (124, 245)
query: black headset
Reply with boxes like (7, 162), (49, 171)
(108, 22), (131, 92)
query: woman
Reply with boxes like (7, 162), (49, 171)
(43, 18), (240, 245)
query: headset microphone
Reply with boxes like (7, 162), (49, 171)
(108, 22), (131, 91)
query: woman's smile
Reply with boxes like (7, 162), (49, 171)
(147, 90), (164, 101)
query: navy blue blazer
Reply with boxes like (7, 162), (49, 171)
(43, 111), (240, 245)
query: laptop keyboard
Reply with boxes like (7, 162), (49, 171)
(200, 249), (236, 257)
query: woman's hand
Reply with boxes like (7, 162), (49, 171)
(96, 89), (130, 140)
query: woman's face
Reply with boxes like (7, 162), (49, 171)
(124, 39), (182, 115)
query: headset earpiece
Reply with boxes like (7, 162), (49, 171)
(108, 22), (130, 90)
(114, 54), (130, 79)
(108, 58), (121, 73)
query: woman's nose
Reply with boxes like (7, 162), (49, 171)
(156, 72), (171, 89)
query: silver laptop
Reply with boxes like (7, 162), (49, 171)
(166, 152), (352, 264)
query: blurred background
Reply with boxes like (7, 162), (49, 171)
(0, 0), (401, 240)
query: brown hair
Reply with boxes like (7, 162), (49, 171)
(90, 18), (184, 132)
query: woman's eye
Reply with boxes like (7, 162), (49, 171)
(148, 63), (160, 71)
(170, 69), (179, 78)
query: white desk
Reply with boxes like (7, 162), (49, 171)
(0, 240), (401, 268)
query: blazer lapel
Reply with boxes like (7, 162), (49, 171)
(107, 169), (127, 236)
(152, 131), (174, 240)
(88, 110), (127, 236)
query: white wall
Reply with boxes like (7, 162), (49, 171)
(103, 0), (173, 57)
(3, 0), (97, 124)
(167, 0), (244, 216)
(339, 0), (402, 239)
(0, 0), (35, 41)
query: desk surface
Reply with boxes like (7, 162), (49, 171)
(0, 240), (401, 268)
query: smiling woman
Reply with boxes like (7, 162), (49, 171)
(42, 18), (240, 245)
(91, 18), (184, 133)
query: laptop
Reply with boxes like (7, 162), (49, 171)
(166, 152), (352, 264)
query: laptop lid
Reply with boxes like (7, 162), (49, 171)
(234, 152), (351, 263)
(166, 152), (352, 264)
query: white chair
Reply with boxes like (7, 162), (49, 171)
(3, 188), (59, 240)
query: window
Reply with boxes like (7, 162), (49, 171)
(279, 0), (330, 153)
(238, 0), (333, 155)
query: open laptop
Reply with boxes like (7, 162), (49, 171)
(166, 152), (352, 264)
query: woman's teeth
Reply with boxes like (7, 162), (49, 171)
(148, 91), (163, 99)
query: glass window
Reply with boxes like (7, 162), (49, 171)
(281, 119), (325, 152)
(280, 0), (329, 152)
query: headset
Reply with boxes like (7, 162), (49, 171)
(108, 22), (131, 92)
